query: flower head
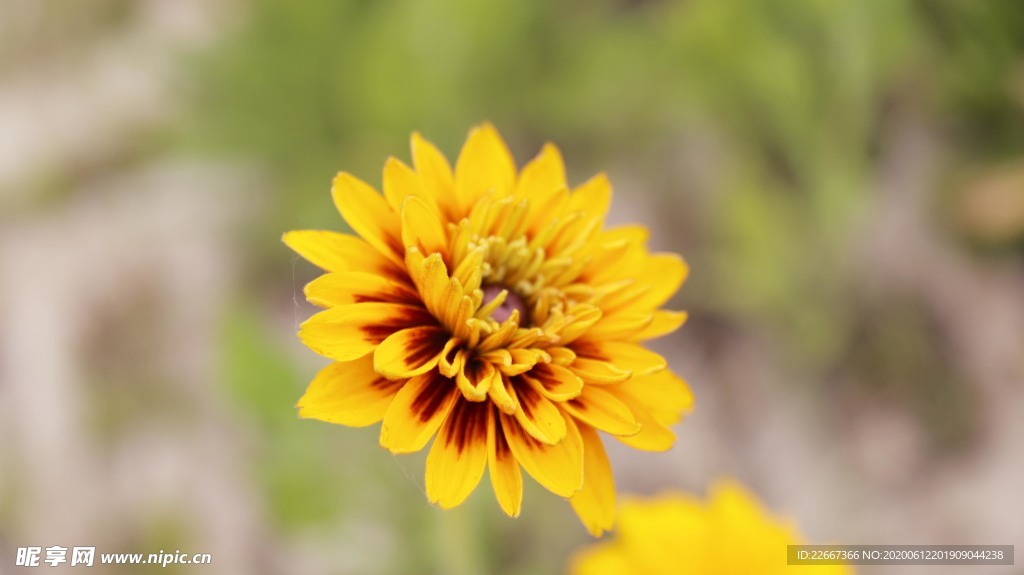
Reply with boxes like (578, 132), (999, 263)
(569, 480), (855, 574)
(284, 123), (692, 535)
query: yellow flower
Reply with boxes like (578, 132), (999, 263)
(569, 480), (855, 574)
(283, 123), (692, 535)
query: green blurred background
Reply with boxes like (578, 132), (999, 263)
(2, 1), (1023, 574)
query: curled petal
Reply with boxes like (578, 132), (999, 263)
(457, 358), (498, 402)
(527, 364), (583, 402)
(486, 371), (519, 414)
(437, 338), (465, 378)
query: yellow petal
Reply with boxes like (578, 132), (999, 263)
(497, 348), (540, 376)
(296, 356), (404, 427)
(525, 186), (570, 239)
(283, 230), (402, 277)
(425, 400), (489, 508)
(598, 224), (650, 247)
(545, 346), (576, 366)
(331, 172), (403, 264)
(650, 407), (684, 427)
(582, 311), (652, 341)
(515, 143), (568, 235)
(628, 310), (688, 341)
(379, 372), (458, 454)
(405, 250), (472, 339)
(298, 303), (433, 362)
(573, 340), (666, 377)
(582, 240), (643, 286)
(608, 388), (676, 452)
(557, 305), (603, 345)
(437, 338), (465, 378)
(635, 253), (689, 310)
(565, 172), (612, 221)
(562, 386), (642, 437)
(374, 326), (450, 379)
(619, 369), (694, 413)
(569, 422), (616, 537)
(383, 156), (434, 213)
(602, 254), (688, 313)
(456, 357), (498, 402)
(569, 357), (632, 385)
(501, 410), (583, 498)
(485, 370), (519, 414)
(487, 407), (523, 517)
(401, 195), (448, 257)
(303, 271), (418, 308)
(515, 142), (567, 199)
(454, 123), (516, 211)
(526, 364), (583, 401)
(510, 379), (567, 445)
(411, 131), (457, 218)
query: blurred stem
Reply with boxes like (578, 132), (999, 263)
(434, 497), (484, 575)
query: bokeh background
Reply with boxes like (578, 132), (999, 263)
(2, 1), (1023, 574)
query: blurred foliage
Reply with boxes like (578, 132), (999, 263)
(220, 303), (344, 527)
(0, 0), (136, 73)
(190, 0), (1024, 353)
(187, 1), (1024, 572)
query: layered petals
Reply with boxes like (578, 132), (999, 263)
(562, 385), (642, 437)
(331, 172), (404, 263)
(501, 410), (583, 498)
(298, 303), (433, 362)
(374, 326), (449, 379)
(288, 124), (691, 536)
(380, 371), (459, 453)
(608, 387), (677, 452)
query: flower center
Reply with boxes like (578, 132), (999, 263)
(481, 284), (529, 325)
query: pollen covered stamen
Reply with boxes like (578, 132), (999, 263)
(482, 284), (528, 325)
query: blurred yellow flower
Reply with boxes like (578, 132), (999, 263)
(284, 123), (691, 535)
(569, 480), (854, 574)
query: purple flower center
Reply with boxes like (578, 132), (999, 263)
(481, 284), (528, 325)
